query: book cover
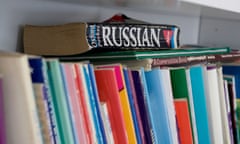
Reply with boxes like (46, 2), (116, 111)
(46, 59), (75, 143)
(61, 62), (89, 144)
(74, 63), (96, 143)
(58, 46), (230, 61)
(95, 64), (137, 144)
(86, 64), (107, 144)
(144, 67), (174, 144)
(0, 76), (6, 144)
(170, 67), (198, 143)
(186, 65), (211, 144)
(23, 18), (180, 56)
(217, 66), (232, 143)
(123, 68), (142, 144)
(203, 65), (224, 144)
(224, 75), (238, 144)
(131, 70), (153, 143)
(0, 52), (42, 144)
(94, 68), (128, 144)
(174, 98), (193, 144)
(29, 57), (58, 144)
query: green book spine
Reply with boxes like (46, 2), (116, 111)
(47, 59), (74, 143)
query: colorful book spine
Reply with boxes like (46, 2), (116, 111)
(46, 59), (75, 143)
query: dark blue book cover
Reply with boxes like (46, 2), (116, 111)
(131, 70), (153, 143)
(123, 68), (142, 144)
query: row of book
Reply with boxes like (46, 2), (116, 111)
(1, 46), (240, 143)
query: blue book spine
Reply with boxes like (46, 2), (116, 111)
(189, 65), (211, 144)
(88, 64), (107, 144)
(123, 68), (142, 144)
(83, 64), (105, 144)
(144, 68), (172, 144)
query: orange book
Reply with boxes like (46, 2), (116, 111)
(94, 68), (128, 144)
(174, 98), (193, 144)
(96, 64), (137, 143)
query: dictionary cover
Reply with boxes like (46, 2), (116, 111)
(23, 14), (180, 56)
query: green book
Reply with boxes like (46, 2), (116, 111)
(46, 59), (75, 143)
(170, 68), (198, 144)
(58, 46), (230, 61)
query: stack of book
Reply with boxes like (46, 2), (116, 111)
(1, 14), (240, 144)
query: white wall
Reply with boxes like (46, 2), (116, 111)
(0, 0), (200, 52)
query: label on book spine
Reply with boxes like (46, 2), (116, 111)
(86, 23), (180, 49)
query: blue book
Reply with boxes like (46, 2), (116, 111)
(123, 68), (142, 144)
(87, 64), (107, 144)
(143, 67), (173, 144)
(82, 64), (105, 144)
(29, 57), (58, 144)
(222, 65), (240, 99)
(131, 70), (153, 143)
(188, 65), (211, 144)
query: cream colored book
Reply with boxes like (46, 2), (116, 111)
(0, 51), (42, 144)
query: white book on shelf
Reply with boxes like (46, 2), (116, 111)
(203, 65), (224, 144)
(0, 51), (43, 144)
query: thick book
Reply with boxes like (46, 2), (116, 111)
(23, 21), (180, 56)
(0, 51), (42, 144)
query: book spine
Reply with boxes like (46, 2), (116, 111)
(151, 52), (240, 67)
(86, 23), (180, 49)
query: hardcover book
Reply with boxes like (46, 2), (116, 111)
(23, 14), (180, 56)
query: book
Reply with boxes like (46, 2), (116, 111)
(94, 68), (128, 143)
(203, 65), (224, 144)
(131, 70), (153, 143)
(74, 63), (96, 143)
(57, 46), (230, 61)
(224, 75), (239, 143)
(46, 59), (75, 143)
(186, 65), (211, 144)
(144, 67), (175, 144)
(123, 68), (142, 144)
(23, 18), (180, 56)
(216, 66), (232, 143)
(85, 64), (107, 144)
(174, 98), (193, 144)
(170, 67), (198, 144)
(95, 64), (137, 144)
(29, 57), (58, 144)
(0, 51), (42, 144)
(0, 76), (6, 144)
